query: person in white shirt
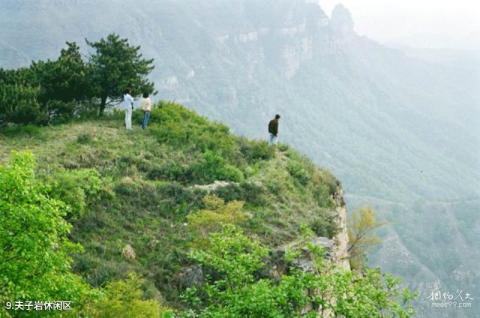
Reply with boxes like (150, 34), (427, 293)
(141, 92), (153, 129)
(123, 88), (134, 130)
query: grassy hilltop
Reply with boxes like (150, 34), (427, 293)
(0, 102), (417, 317)
(0, 102), (340, 304)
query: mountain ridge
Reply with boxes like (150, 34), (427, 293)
(0, 102), (352, 313)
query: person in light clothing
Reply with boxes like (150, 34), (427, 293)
(141, 92), (153, 129)
(123, 88), (134, 130)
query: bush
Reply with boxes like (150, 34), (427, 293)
(182, 225), (416, 318)
(187, 196), (248, 242)
(213, 182), (266, 206)
(47, 168), (104, 219)
(114, 176), (143, 196)
(239, 138), (275, 163)
(191, 150), (244, 184)
(0, 124), (44, 138)
(149, 103), (241, 161)
(82, 273), (174, 318)
(310, 214), (337, 238)
(287, 161), (310, 185)
(0, 82), (44, 126)
(44, 99), (79, 124)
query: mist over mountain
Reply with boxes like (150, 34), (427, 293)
(1, 0), (479, 316)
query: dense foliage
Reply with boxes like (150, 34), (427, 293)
(0, 34), (154, 126)
(87, 34), (155, 115)
(0, 152), (89, 316)
(181, 225), (415, 318)
(81, 274), (174, 318)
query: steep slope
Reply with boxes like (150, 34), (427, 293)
(0, 103), (347, 307)
(1, 1), (479, 316)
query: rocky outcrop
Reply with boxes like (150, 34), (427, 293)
(329, 4), (354, 37)
(331, 188), (350, 270)
(268, 186), (350, 275)
(190, 180), (235, 192)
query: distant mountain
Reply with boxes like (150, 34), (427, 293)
(1, 1), (479, 316)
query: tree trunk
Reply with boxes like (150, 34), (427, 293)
(99, 95), (107, 116)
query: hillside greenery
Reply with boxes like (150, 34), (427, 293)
(0, 102), (414, 317)
(1, 3), (478, 317)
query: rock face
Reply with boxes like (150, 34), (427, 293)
(191, 180), (235, 192)
(331, 188), (350, 271)
(329, 4), (354, 36)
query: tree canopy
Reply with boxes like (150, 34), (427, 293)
(87, 33), (155, 115)
(0, 152), (88, 312)
(0, 33), (155, 125)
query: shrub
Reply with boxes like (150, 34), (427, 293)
(238, 138), (275, 163)
(287, 161), (310, 185)
(310, 214), (338, 238)
(44, 99), (79, 124)
(213, 182), (266, 206)
(187, 196), (248, 242)
(182, 225), (416, 318)
(191, 150), (244, 184)
(149, 103), (240, 160)
(0, 82), (44, 126)
(82, 273), (174, 318)
(0, 124), (44, 138)
(47, 168), (104, 220)
(114, 176), (143, 196)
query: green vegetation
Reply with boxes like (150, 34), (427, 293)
(348, 207), (387, 270)
(0, 102), (414, 316)
(2, 5), (479, 316)
(81, 274), (174, 318)
(0, 152), (89, 315)
(0, 34), (154, 126)
(181, 225), (415, 318)
(87, 34), (155, 115)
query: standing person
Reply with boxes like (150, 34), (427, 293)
(123, 88), (134, 130)
(141, 92), (153, 129)
(268, 114), (281, 145)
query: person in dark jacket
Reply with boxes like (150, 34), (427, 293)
(268, 114), (281, 145)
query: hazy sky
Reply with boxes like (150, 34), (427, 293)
(319, 0), (480, 49)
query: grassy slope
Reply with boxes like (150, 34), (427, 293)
(0, 102), (340, 305)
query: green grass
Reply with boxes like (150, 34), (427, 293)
(0, 101), (341, 307)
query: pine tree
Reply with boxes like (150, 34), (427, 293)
(87, 34), (155, 115)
